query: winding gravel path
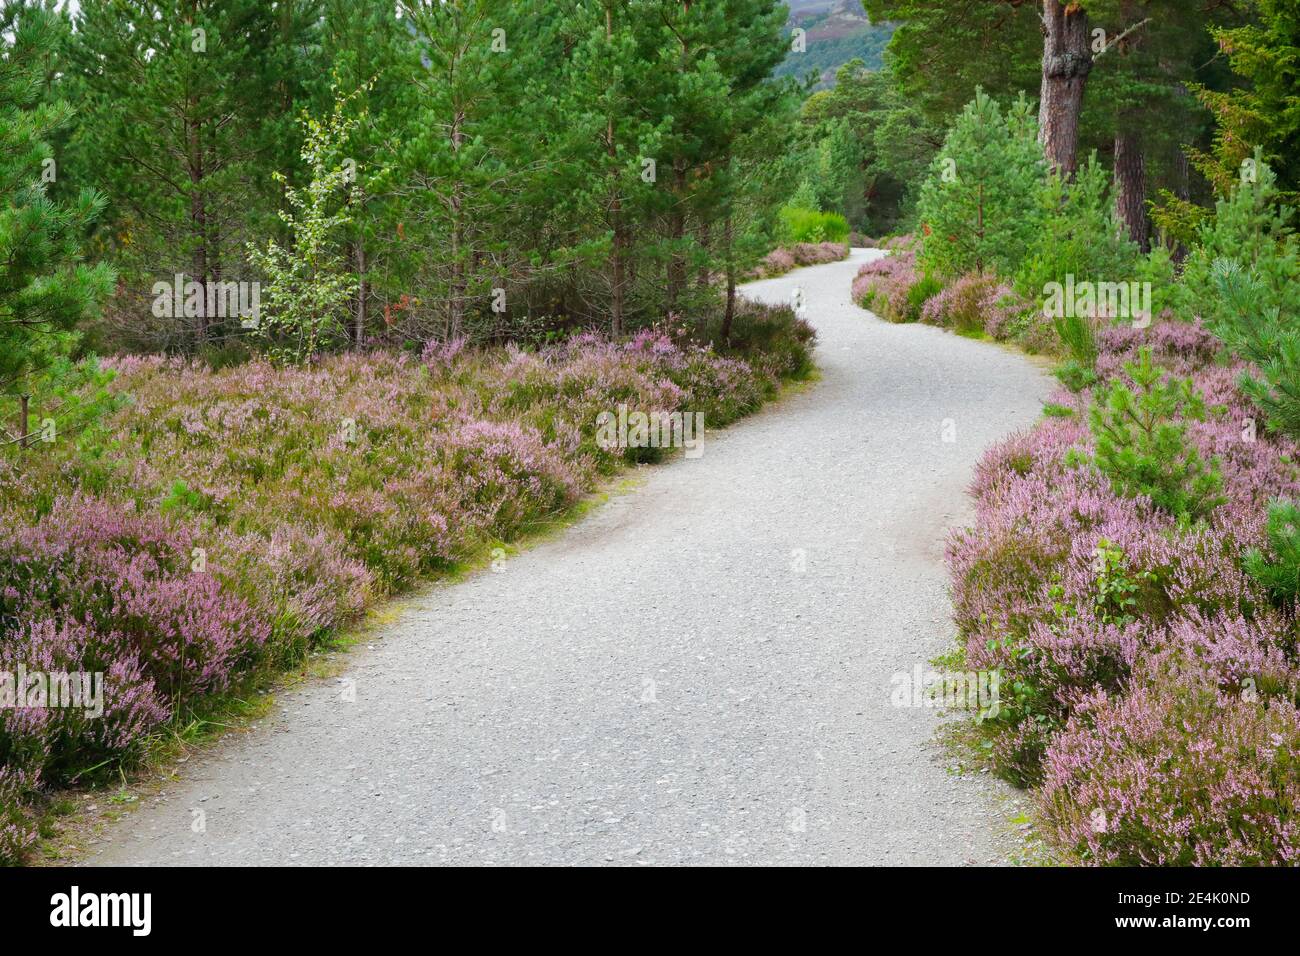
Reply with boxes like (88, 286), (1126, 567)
(86, 249), (1050, 866)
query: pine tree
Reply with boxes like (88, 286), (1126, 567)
(0, 3), (113, 446)
(1189, 0), (1300, 201)
(1178, 151), (1300, 326)
(553, 0), (667, 335)
(66, 0), (315, 350)
(314, 0), (419, 347)
(398, 0), (535, 339)
(916, 90), (1046, 279)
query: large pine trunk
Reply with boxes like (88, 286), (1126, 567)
(1038, 0), (1092, 176)
(1113, 125), (1150, 250)
(1111, 1), (1150, 250)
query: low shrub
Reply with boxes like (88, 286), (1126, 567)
(1244, 498), (1300, 612)
(1083, 347), (1226, 524)
(751, 242), (846, 279)
(947, 319), (1300, 859)
(852, 248), (928, 322)
(1041, 674), (1300, 866)
(920, 271), (1029, 337)
(778, 205), (850, 245)
(0, 301), (813, 863)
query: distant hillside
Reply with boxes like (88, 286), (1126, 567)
(773, 0), (895, 88)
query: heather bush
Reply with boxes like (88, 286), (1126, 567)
(1041, 675), (1300, 866)
(0, 303), (810, 860)
(852, 249), (927, 322)
(754, 247), (795, 278)
(214, 525), (373, 666)
(948, 317), (1300, 861)
(919, 271), (1026, 337)
(0, 495), (270, 704)
(0, 616), (168, 780)
(788, 242), (848, 268)
(712, 300), (817, 384)
(751, 242), (846, 279)
(0, 768), (39, 866)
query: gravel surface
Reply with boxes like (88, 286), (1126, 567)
(86, 249), (1051, 866)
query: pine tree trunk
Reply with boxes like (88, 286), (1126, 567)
(611, 217), (625, 338)
(1038, 0), (1092, 176)
(17, 394), (30, 450)
(354, 239), (367, 348)
(697, 220), (711, 293)
(607, 4), (624, 338)
(1113, 125), (1150, 250)
(666, 1), (691, 319)
(189, 145), (209, 345)
(721, 213), (735, 344)
(667, 161), (687, 318)
(449, 108), (466, 338)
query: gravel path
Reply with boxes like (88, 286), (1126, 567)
(86, 249), (1051, 866)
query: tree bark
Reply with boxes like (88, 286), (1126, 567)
(17, 394), (30, 450)
(353, 238), (367, 348)
(610, 213), (626, 338)
(606, 4), (625, 338)
(666, 164), (687, 317)
(449, 107), (466, 339)
(721, 212), (735, 344)
(188, 122), (209, 346)
(665, 1), (691, 319)
(1038, 0), (1092, 176)
(1113, 124), (1150, 250)
(1111, 1), (1151, 250)
(697, 220), (711, 293)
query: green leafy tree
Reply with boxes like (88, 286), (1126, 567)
(398, 0), (531, 338)
(247, 88), (364, 365)
(1017, 155), (1139, 299)
(1078, 0), (1233, 247)
(550, 0), (668, 335)
(635, 0), (790, 320)
(313, 0), (420, 348)
(862, 0), (1041, 124)
(1, 2), (113, 446)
